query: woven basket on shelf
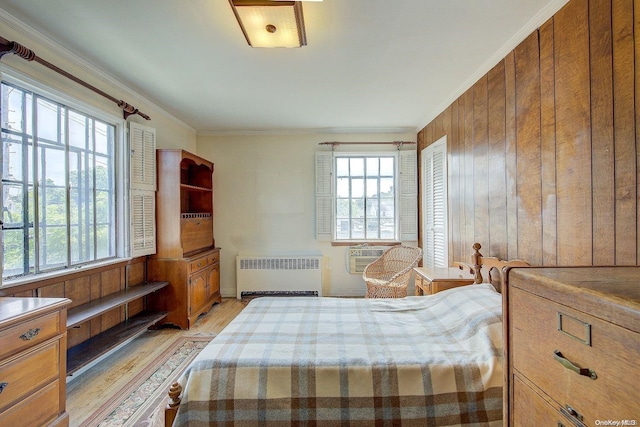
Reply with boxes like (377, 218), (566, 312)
(362, 245), (423, 298)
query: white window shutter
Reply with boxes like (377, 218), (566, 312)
(131, 189), (156, 254)
(315, 152), (333, 241)
(399, 150), (418, 241)
(129, 122), (156, 191)
(129, 122), (156, 257)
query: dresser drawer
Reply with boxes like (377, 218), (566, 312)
(510, 287), (638, 423)
(208, 250), (220, 264)
(188, 255), (209, 274)
(0, 340), (60, 412)
(0, 379), (62, 427)
(512, 374), (572, 426)
(418, 276), (432, 294)
(0, 311), (61, 360)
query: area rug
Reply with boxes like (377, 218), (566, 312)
(80, 333), (215, 427)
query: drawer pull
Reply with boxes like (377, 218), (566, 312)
(554, 350), (597, 380)
(0, 382), (7, 394)
(560, 404), (585, 424)
(19, 328), (40, 340)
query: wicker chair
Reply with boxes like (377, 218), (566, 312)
(362, 245), (423, 298)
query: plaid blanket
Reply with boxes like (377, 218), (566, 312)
(173, 284), (503, 426)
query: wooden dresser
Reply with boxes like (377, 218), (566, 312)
(0, 297), (71, 427)
(505, 267), (639, 426)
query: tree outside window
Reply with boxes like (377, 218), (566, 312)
(1, 82), (117, 281)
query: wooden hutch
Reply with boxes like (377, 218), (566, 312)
(148, 149), (221, 329)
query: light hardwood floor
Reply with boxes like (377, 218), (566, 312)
(66, 298), (247, 426)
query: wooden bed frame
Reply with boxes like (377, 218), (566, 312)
(163, 242), (529, 427)
(454, 242), (530, 291)
(455, 242), (530, 424)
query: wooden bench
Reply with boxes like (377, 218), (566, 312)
(66, 281), (169, 376)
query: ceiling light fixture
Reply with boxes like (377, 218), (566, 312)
(228, 0), (314, 48)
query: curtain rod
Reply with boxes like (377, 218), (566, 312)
(319, 141), (416, 149)
(0, 36), (150, 121)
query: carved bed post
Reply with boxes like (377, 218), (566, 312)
(165, 382), (182, 427)
(471, 243), (483, 284)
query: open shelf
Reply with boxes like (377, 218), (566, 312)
(67, 311), (168, 376)
(66, 281), (170, 375)
(180, 183), (212, 192)
(180, 159), (212, 189)
(66, 281), (169, 328)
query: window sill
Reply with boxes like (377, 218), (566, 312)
(0, 257), (132, 292)
(331, 241), (401, 247)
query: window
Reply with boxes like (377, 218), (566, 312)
(315, 150), (417, 242)
(1, 79), (124, 282)
(335, 155), (396, 240)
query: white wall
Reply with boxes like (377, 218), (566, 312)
(0, 14), (197, 151)
(0, 14), (419, 298)
(197, 132), (417, 297)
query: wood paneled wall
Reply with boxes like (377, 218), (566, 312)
(418, 0), (639, 267)
(0, 257), (148, 349)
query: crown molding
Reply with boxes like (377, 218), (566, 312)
(417, 0), (569, 131)
(198, 126), (418, 137)
(0, 8), (196, 134)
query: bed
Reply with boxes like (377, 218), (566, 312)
(165, 283), (504, 426)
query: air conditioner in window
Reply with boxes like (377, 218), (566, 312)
(347, 246), (387, 274)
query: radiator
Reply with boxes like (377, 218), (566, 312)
(236, 255), (323, 299)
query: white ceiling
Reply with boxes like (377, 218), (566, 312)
(0, 0), (566, 134)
